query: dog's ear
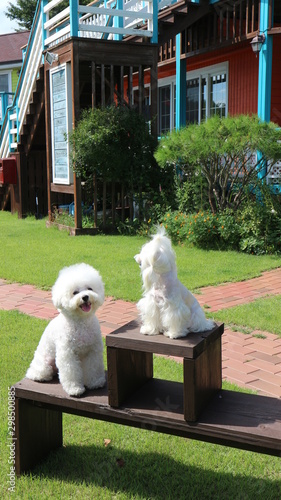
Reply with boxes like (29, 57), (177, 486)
(134, 254), (141, 265)
(152, 250), (161, 266)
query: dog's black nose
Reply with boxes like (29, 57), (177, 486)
(82, 295), (89, 302)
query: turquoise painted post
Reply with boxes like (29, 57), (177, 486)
(114, 0), (123, 41)
(41, 0), (48, 52)
(8, 108), (12, 153)
(151, 0), (158, 44)
(258, 0), (273, 123)
(70, 0), (79, 37)
(257, 0), (274, 178)
(175, 33), (186, 130)
(16, 97), (19, 144)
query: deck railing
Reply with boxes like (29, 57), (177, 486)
(42, 0), (160, 47)
(0, 92), (14, 127)
(0, 1), (43, 158)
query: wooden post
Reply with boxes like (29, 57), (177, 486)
(94, 173), (98, 228)
(150, 50), (158, 139)
(184, 336), (222, 422)
(71, 41), (82, 229)
(103, 181), (106, 227)
(15, 398), (62, 475)
(112, 181), (116, 225)
(107, 347), (153, 407)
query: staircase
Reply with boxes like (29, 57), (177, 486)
(18, 66), (45, 155)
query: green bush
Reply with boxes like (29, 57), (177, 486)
(238, 195), (281, 255)
(160, 197), (281, 255)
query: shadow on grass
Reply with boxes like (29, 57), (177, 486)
(33, 443), (280, 499)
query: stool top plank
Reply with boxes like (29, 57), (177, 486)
(106, 319), (224, 359)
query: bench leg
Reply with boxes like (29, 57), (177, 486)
(107, 347), (153, 407)
(15, 398), (63, 475)
(184, 336), (222, 422)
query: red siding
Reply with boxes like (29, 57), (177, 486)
(157, 44), (259, 118)
(228, 47), (258, 116)
(271, 34), (281, 126)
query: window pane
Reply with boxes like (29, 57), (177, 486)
(186, 78), (199, 124)
(201, 77), (207, 122)
(159, 85), (171, 134)
(210, 73), (226, 118)
(0, 74), (9, 93)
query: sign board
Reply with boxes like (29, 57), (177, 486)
(50, 64), (73, 184)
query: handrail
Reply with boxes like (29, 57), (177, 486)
(0, 0), (43, 158)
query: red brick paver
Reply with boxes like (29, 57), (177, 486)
(1, 268), (281, 398)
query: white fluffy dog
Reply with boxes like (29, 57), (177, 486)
(26, 263), (106, 396)
(135, 229), (215, 339)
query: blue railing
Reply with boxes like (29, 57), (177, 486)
(0, 92), (14, 128)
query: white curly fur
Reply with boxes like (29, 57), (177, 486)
(26, 263), (106, 396)
(135, 228), (215, 339)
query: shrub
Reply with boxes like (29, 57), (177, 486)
(160, 197), (281, 255)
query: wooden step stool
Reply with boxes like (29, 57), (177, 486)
(106, 320), (224, 422)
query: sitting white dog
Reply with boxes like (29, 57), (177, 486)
(26, 263), (106, 396)
(134, 229), (215, 339)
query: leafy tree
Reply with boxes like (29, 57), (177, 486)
(5, 0), (38, 31)
(5, 0), (89, 31)
(68, 105), (159, 220)
(155, 114), (281, 213)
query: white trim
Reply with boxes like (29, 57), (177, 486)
(50, 63), (73, 185)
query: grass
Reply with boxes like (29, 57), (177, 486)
(1, 212), (281, 302)
(213, 295), (281, 338)
(1, 309), (281, 499)
(1, 213), (281, 496)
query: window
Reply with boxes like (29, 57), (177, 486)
(210, 73), (226, 118)
(158, 80), (176, 135)
(159, 85), (171, 134)
(0, 74), (9, 93)
(158, 63), (228, 132)
(186, 78), (199, 124)
(187, 65), (227, 124)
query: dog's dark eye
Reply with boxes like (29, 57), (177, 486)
(73, 290), (79, 295)
(88, 288), (93, 291)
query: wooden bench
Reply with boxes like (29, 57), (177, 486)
(14, 321), (281, 475)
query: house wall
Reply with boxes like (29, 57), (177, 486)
(157, 42), (260, 119)
(11, 69), (19, 92)
(271, 34), (281, 126)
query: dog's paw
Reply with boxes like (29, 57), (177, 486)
(140, 325), (159, 335)
(87, 375), (106, 390)
(64, 384), (85, 397)
(26, 367), (53, 382)
(163, 330), (187, 339)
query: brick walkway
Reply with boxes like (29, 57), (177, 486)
(1, 269), (281, 398)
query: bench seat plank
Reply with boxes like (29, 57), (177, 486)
(14, 376), (281, 475)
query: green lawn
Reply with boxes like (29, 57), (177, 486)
(1, 213), (281, 497)
(1, 212), (281, 302)
(213, 295), (281, 337)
